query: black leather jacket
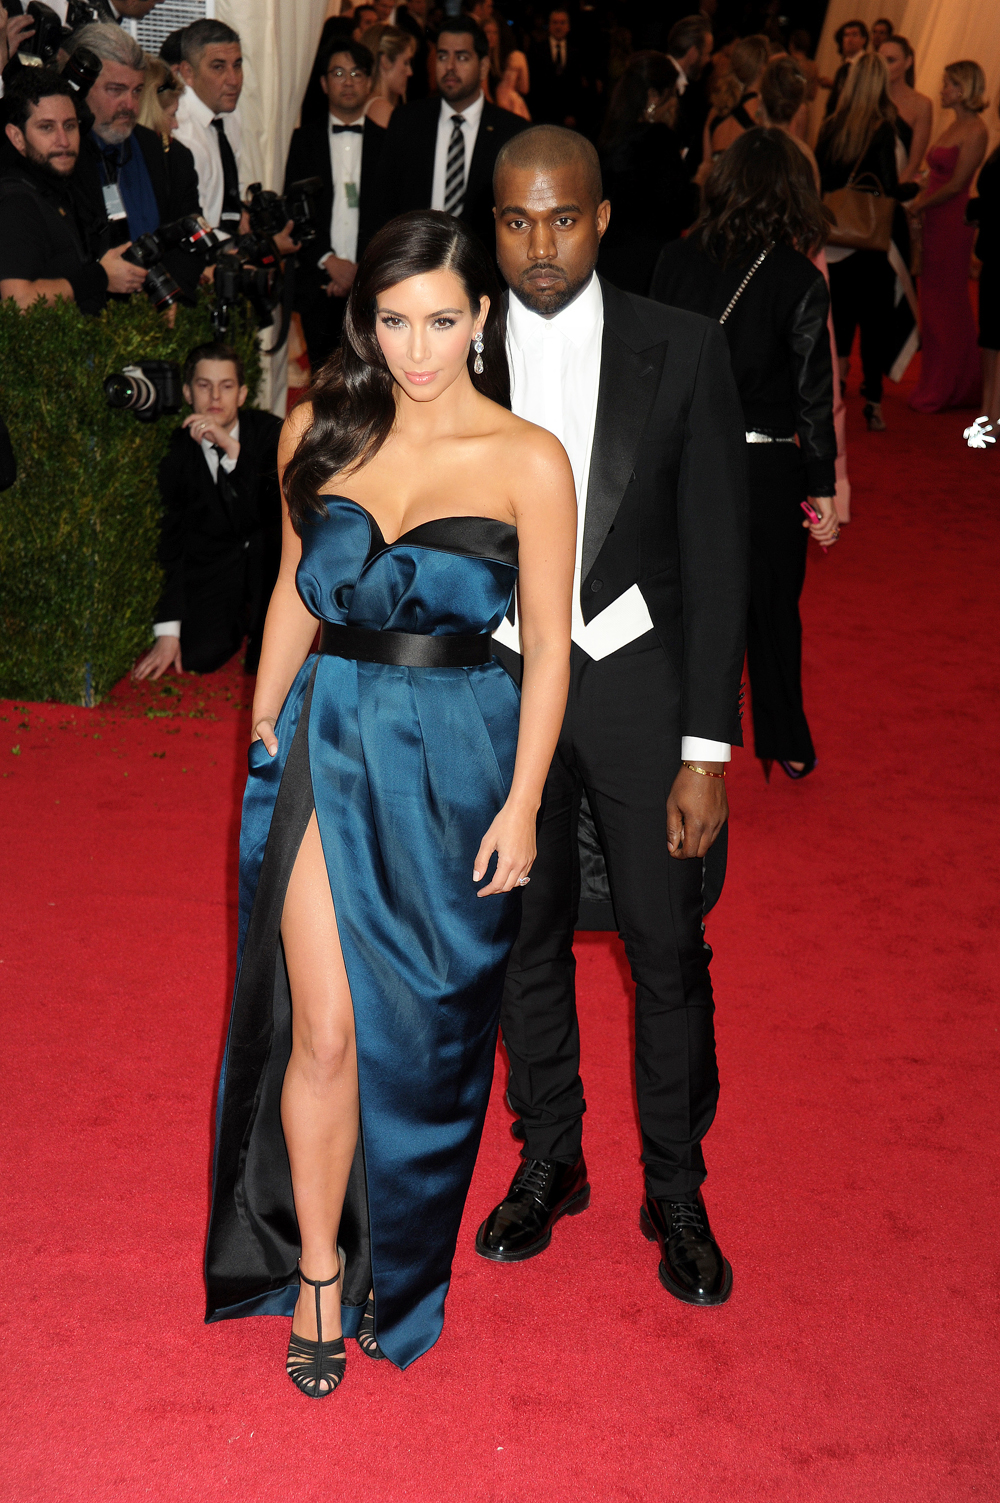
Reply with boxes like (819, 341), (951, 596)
(651, 238), (836, 496)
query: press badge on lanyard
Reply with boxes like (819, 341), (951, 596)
(344, 183), (360, 209)
(102, 183), (128, 221)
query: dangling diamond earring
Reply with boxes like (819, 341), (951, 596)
(473, 331), (484, 375)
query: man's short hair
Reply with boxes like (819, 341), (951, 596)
(494, 124), (603, 205)
(667, 14), (711, 59)
(438, 15), (489, 60)
(6, 69), (76, 133)
(159, 28), (186, 67)
(180, 19), (241, 69)
(65, 21), (145, 72)
(834, 19), (869, 50)
(183, 342), (245, 389)
(320, 36), (375, 77)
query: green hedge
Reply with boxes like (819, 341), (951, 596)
(0, 291), (261, 705)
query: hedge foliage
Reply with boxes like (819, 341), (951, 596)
(0, 291), (261, 705)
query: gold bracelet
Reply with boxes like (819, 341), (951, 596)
(682, 761), (726, 779)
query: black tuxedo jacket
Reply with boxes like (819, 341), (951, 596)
(582, 280), (748, 744)
(527, 39), (587, 124)
(284, 116), (386, 300)
(372, 95), (527, 251)
(500, 279), (748, 746)
(155, 407), (283, 623)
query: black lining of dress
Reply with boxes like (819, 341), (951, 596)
(205, 667), (372, 1317)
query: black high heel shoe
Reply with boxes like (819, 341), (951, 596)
(286, 1258), (346, 1398)
(357, 1295), (386, 1361)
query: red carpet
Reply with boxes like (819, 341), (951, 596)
(2, 370), (997, 1501)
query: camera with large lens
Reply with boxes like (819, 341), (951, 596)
(212, 233), (282, 336)
(103, 361), (182, 423)
(61, 44), (102, 101)
(18, 2), (64, 64)
(245, 178), (323, 248)
(123, 215), (223, 310)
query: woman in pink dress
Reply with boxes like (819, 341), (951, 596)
(908, 61), (988, 413)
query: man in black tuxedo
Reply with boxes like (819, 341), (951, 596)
(527, 7), (587, 129)
(284, 37), (386, 371)
(478, 127), (748, 1306)
(665, 13), (714, 181)
(133, 344), (283, 681)
(372, 15), (526, 253)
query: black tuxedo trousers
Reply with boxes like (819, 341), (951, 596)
(501, 635), (719, 1200)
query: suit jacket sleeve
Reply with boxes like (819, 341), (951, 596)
(233, 410), (284, 533)
(154, 435), (190, 623)
(285, 127), (333, 264)
(676, 320), (749, 745)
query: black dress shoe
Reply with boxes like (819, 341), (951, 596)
(475, 1155), (590, 1262)
(640, 1190), (733, 1306)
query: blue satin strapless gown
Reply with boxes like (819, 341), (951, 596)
(204, 497), (521, 1368)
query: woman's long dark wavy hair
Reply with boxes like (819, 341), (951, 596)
(283, 210), (509, 527)
(694, 127), (831, 264)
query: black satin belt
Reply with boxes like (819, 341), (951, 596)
(319, 620), (492, 668)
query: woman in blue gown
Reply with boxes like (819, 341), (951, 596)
(204, 211), (576, 1394)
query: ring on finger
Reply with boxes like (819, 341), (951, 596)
(517, 876), (530, 887)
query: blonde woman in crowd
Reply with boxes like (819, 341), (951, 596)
(360, 23), (415, 128)
(706, 34), (769, 159)
(138, 54), (181, 142)
(907, 61), (989, 413)
(816, 53), (916, 432)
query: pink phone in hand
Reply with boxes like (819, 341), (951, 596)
(801, 500), (828, 553)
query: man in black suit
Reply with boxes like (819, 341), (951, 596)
(478, 127), (748, 1307)
(284, 37), (386, 371)
(133, 344), (283, 681)
(665, 13), (713, 180)
(62, 24), (203, 289)
(527, 7), (587, 129)
(373, 15), (526, 253)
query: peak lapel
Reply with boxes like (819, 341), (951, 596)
(581, 284), (668, 581)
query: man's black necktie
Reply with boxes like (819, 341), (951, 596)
(210, 117), (242, 228)
(212, 445), (239, 530)
(330, 123), (363, 134)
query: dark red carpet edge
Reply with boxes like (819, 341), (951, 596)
(1, 368), (998, 1502)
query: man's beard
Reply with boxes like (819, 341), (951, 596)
(94, 112), (137, 146)
(510, 263), (593, 316)
(24, 141), (78, 177)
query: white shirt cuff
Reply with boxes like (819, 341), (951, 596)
(153, 622), (181, 638)
(681, 736), (731, 763)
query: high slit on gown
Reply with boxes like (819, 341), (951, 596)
(204, 497), (521, 1369)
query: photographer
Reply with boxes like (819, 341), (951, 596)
(133, 342), (283, 680)
(0, 69), (144, 309)
(64, 24), (203, 282)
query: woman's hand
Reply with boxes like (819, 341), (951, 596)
(473, 801), (537, 897)
(803, 494), (840, 547)
(252, 717), (278, 756)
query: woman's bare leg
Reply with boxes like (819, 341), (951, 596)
(281, 811), (358, 1375)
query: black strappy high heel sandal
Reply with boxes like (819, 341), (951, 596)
(357, 1295), (385, 1361)
(286, 1259), (346, 1398)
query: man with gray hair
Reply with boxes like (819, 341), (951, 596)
(174, 19), (244, 234)
(66, 23), (202, 270)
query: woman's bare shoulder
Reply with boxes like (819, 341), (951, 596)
(490, 408), (572, 477)
(278, 400), (312, 463)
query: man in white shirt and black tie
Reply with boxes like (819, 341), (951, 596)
(174, 19), (245, 235)
(373, 16), (526, 252)
(476, 127), (748, 1308)
(284, 37), (386, 370)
